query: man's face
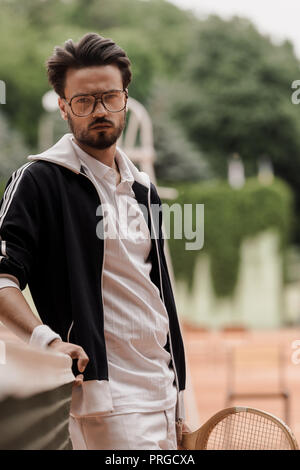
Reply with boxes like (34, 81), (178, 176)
(58, 65), (126, 150)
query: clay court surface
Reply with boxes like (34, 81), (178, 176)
(1, 323), (300, 447)
(182, 325), (300, 444)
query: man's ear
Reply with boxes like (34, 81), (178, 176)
(125, 88), (129, 113)
(58, 97), (68, 121)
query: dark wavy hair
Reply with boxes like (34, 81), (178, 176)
(46, 32), (132, 98)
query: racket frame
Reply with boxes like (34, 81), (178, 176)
(182, 406), (299, 450)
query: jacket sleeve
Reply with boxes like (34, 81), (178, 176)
(0, 163), (40, 290)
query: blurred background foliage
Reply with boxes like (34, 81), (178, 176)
(164, 178), (293, 297)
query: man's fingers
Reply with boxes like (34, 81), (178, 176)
(50, 341), (90, 373)
(78, 355), (89, 373)
(73, 374), (84, 387)
(68, 346), (89, 372)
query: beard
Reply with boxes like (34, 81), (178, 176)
(68, 112), (126, 150)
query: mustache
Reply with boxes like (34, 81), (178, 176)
(89, 119), (114, 128)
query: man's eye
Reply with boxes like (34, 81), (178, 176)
(105, 93), (118, 99)
(77, 98), (89, 103)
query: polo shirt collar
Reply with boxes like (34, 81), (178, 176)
(70, 136), (134, 187)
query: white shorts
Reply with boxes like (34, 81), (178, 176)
(69, 406), (177, 450)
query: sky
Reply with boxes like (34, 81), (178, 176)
(168, 0), (300, 59)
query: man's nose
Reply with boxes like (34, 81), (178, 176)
(92, 99), (107, 115)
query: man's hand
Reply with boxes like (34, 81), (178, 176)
(48, 338), (89, 387)
(177, 421), (192, 450)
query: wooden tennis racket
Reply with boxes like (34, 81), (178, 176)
(181, 407), (299, 450)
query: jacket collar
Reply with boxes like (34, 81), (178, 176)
(27, 133), (151, 189)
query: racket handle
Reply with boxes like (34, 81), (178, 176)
(181, 429), (199, 450)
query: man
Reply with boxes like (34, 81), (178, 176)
(0, 33), (187, 450)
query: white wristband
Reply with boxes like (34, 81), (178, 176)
(29, 324), (62, 349)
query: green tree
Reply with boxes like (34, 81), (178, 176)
(0, 112), (30, 180)
(172, 15), (300, 239)
(147, 79), (211, 181)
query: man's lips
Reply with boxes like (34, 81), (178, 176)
(90, 123), (112, 129)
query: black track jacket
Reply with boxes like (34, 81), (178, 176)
(0, 133), (186, 418)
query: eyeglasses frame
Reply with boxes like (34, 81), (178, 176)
(63, 88), (128, 117)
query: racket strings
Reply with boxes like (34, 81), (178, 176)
(205, 412), (292, 450)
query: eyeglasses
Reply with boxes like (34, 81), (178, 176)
(64, 89), (128, 117)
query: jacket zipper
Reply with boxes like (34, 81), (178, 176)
(146, 187), (180, 399)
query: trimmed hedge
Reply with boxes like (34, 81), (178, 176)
(162, 178), (293, 298)
(0, 180), (7, 196)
